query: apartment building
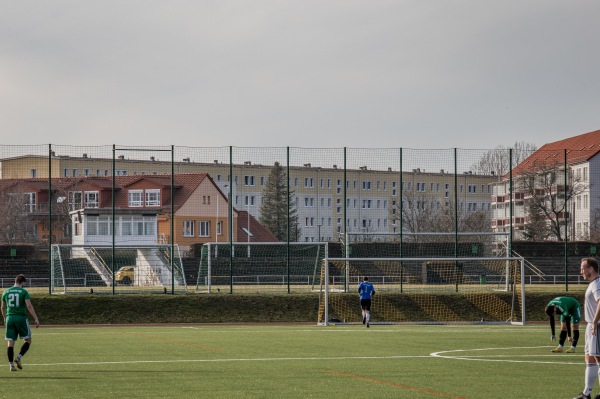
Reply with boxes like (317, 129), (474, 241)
(492, 129), (600, 240)
(0, 154), (497, 242)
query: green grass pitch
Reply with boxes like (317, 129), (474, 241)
(0, 324), (586, 398)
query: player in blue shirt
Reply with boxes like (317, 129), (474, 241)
(358, 276), (375, 328)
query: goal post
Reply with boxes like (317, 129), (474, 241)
(195, 242), (327, 293)
(317, 256), (525, 326)
(50, 244), (187, 294)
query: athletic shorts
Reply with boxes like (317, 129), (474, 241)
(584, 323), (600, 356)
(4, 315), (31, 341)
(561, 308), (581, 324)
(360, 298), (371, 311)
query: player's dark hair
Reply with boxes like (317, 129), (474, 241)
(15, 274), (26, 285)
(583, 257), (599, 272)
(545, 305), (555, 317)
(363, 276), (369, 281)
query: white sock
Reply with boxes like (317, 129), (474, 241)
(366, 313), (370, 323)
(585, 363), (598, 395)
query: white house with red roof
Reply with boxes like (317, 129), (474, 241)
(492, 129), (600, 240)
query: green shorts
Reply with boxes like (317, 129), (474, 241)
(560, 312), (581, 324)
(4, 315), (31, 341)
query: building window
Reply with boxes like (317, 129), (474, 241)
(199, 221), (210, 237)
(25, 193), (36, 213)
(64, 169), (69, 177)
(84, 191), (99, 208)
(244, 176), (255, 186)
(30, 169), (37, 178)
(68, 192), (82, 211)
(73, 168), (78, 177)
(128, 190), (143, 207)
(146, 189), (160, 206)
(362, 181), (371, 190)
(305, 178), (314, 188)
(216, 221), (222, 236)
(119, 216), (155, 236)
(183, 220), (195, 237)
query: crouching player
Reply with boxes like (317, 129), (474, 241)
(545, 296), (580, 353)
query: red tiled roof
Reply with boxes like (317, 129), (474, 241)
(0, 174), (209, 211)
(511, 129), (600, 177)
(236, 210), (279, 243)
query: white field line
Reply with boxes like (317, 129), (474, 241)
(24, 355), (432, 367)
(431, 346), (583, 365)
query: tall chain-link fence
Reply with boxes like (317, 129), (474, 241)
(0, 145), (593, 292)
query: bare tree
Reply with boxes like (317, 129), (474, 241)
(518, 161), (587, 241)
(521, 197), (550, 241)
(398, 191), (445, 237)
(0, 193), (36, 244)
(471, 141), (538, 176)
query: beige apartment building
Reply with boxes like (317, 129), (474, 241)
(0, 154), (496, 242)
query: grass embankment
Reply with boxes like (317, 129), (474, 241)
(29, 291), (583, 325)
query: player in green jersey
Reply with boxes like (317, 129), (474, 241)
(1, 275), (40, 372)
(545, 296), (581, 353)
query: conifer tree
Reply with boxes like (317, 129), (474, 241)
(259, 162), (301, 241)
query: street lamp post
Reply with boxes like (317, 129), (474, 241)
(247, 198), (251, 257)
(215, 184), (228, 258)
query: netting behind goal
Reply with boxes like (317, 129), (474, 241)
(346, 232), (509, 258)
(195, 242), (327, 293)
(50, 244), (187, 294)
(317, 256), (525, 325)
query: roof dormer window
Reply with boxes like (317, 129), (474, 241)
(129, 190), (143, 207)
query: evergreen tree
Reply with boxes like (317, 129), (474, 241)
(259, 162), (301, 241)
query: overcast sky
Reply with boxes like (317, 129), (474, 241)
(1, 1), (599, 150)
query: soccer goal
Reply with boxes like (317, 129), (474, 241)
(195, 242), (327, 293)
(50, 244), (187, 294)
(317, 256), (525, 325)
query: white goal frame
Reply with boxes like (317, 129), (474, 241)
(50, 244), (187, 294)
(319, 256), (525, 326)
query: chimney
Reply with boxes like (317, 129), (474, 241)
(150, 156), (155, 161)
(118, 155), (125, 160)
(214, 160), (218, 164)
(333, 165), (337, 169)
(244, 161), (251, 165)
(388, 167), (392, 172)
(183, 157), (190, 163)
(82, 153), (88, 158)
(303, 163), (311, 168)
(440, 169), (444, 174)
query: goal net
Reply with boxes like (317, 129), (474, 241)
(50, 244), (187, 294)
(346, 232), (510, 258)
(195, 242), (327, 293)
(317, 256), (525, 325)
